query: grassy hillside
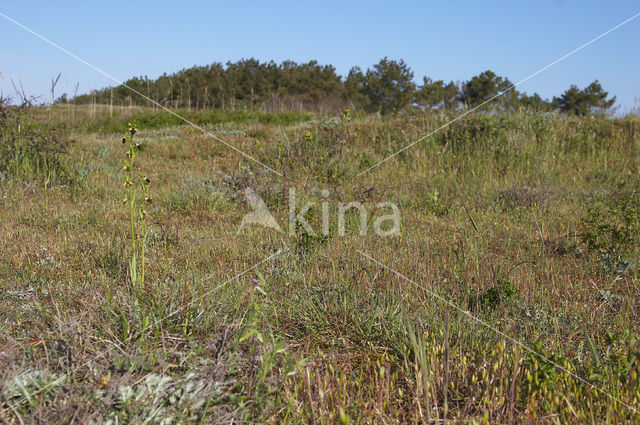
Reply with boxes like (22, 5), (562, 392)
(1, 105), (639, 423)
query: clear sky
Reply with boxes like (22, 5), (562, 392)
(1, 1), (639, 112)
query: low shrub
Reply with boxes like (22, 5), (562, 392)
(581, 180), (640, 272)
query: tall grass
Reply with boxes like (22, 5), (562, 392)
(0, 98), (74, 185)
(38, 104), (314, 133)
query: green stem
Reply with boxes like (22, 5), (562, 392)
(129, 133), (137, 284)
(140, 208), (146, 284)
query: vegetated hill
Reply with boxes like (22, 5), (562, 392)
(65, 57), (617, 116)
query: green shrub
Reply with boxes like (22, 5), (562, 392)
(581, 181), (640, 271)
(469, 278), (518, 310)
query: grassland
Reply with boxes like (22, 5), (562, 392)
(1, 104), (639, 424)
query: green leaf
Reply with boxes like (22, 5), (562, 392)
(239, 329), (257, 342)
(339, 407), (351, 425)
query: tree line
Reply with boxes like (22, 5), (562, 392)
(65, 57), (616, 116)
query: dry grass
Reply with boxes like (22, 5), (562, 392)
(1, 106), (639, 423)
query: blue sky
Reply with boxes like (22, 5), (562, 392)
(1, 1), (639, 112)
